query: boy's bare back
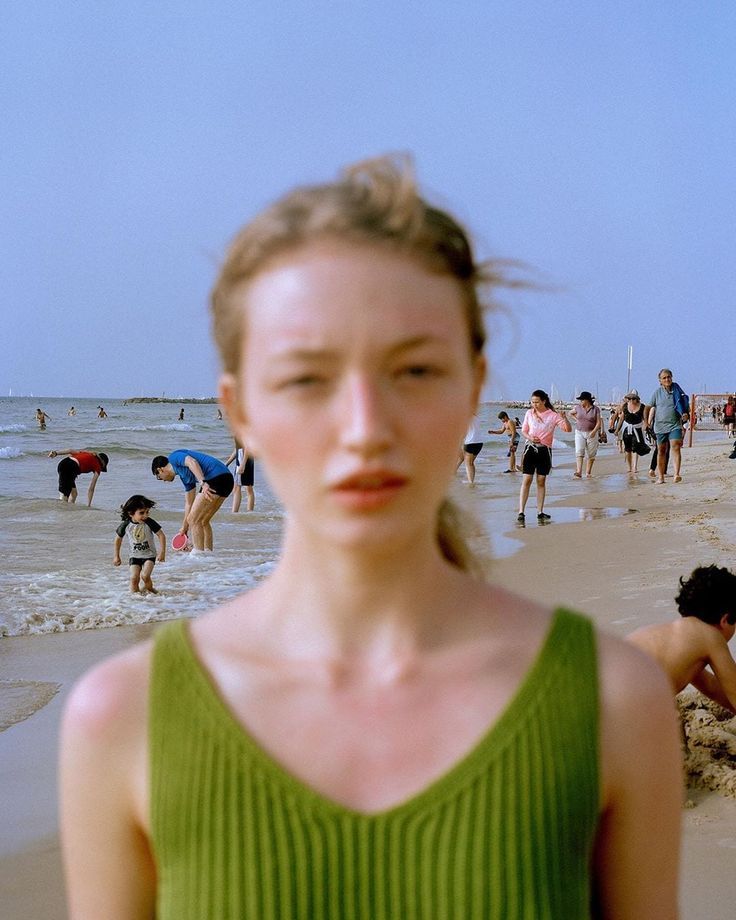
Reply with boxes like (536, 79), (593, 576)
(628, 565), (736, 713)
(628, 617), (736, 712)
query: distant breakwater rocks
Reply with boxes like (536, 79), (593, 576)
(125, 397), (217, 405)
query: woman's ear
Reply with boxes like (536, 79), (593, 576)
(218, 373), (257, 453)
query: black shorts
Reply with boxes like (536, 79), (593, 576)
(204, 471), (234, 498)
(521, 443), (552, 476)
(57, 457), (79, 496)
(463, 442), (483, 456)
(129, 557), (155, 567)
(238, 456), (255, 487)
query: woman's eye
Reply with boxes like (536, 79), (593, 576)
(399, 364), (440, 379)
(279, 374), (326, 389)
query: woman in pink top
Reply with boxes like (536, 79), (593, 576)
(518, 390), (571, 523)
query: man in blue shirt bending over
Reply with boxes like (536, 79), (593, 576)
(152, 450), (234, 553)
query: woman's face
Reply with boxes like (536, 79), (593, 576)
(530, 395), (545, 411)
(221, 241), (484, 553)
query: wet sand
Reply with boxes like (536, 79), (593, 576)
(1, 437), (735, 917)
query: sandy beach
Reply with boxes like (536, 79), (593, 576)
(1, 437), (735, 918)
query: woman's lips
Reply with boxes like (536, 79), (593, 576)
(330, 471), (408, 510)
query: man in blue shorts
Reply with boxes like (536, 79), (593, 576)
(151, 450), (234, 552)
(647, 368), (689, 484)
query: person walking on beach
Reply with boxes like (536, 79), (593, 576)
(113, 495), (166, 594)
(225, 438), (256, 511)
(570, 390), (601, 478)
(518, 390), (571, 522)
(628, 565), (736, 713)
(617, 390), (649, 476)
(61, 156), (681, 919)
(488, 411), (520, 471)
(151, 449), (233, 552)
(48, 449), (109, 505)
(35, 407), (51, 429)
(723, 395), (736, 438)
(648, 368), (689, 484)
(607, 405), (624, 453)
(648, 430), (670, 479)
(457, 413), (484, 483)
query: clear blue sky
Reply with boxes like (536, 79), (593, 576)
(3, 1), (735, 402)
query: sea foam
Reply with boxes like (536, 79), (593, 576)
(0, 552), (276, 637)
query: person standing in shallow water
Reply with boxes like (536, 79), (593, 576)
(48, 449), (108, 505)
(225, 438), (256, 511)
(60, 156), (682, 919)
(488, 411), (520, 472)
(457, 413), (484, 483)
(151, 450), (233, 552)
(518, 390), (571, 522)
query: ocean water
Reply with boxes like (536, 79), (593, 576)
(0, 397), (287, 636)
(0, 396), (549, 637)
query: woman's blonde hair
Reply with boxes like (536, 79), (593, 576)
(211, 154), (514, 573)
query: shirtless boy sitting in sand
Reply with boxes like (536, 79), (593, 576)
(628, 565), (736, 713)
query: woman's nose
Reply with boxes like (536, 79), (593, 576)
(338, 375), (392, 455)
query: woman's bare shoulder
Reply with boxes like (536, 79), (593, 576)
(595, 630), (680, 799)
(62, 639), (154, 745)
(481, 582), (554, 623)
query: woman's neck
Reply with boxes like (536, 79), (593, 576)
(255, 526), (476, 664)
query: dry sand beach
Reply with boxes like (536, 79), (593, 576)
(1, 437), (735, 918)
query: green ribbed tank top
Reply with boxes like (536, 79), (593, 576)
(150, 609), (599, 919)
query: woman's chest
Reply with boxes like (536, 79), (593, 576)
(216, 652), (535, 813)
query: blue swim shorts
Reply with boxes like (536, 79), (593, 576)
(656, 427), (683, 444)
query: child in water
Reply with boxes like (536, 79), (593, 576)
(113, 495), (166, 594)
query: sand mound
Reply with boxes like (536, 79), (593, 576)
(678, 689), (736, 799)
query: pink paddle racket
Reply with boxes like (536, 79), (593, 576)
(172, 533), (190, 551)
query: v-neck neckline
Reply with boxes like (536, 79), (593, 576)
(172, 609), (570, 821)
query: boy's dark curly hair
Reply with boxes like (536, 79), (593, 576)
(675, 565), (736, 625)
(120, 494), (156, 522)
